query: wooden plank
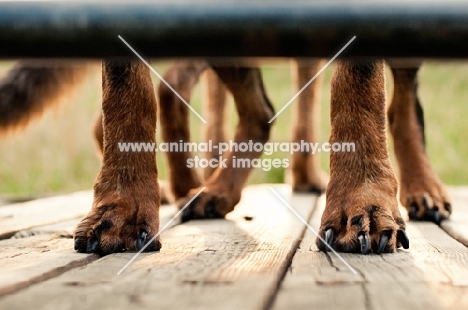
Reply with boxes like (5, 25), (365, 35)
(10, 218), (81, 239)
(0, 204), (178, 299)
(273, 196), (468, 310)
(440, 187), (468, 247)
(9, 203), (178, 239)
(0, 184), (318, 310)
(0, 191), (93, 239)
(0, 235), (97, 298)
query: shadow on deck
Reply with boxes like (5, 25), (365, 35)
(0, 184), (467, 309)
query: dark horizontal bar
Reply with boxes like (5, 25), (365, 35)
(2, 1), (468, 59)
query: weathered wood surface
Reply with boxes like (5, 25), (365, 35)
(1, 185), (468, 309)
(0, 194), (178, 299)
(272, 196), (468, 310)
(441, 187), (468, 247)
(0, 191), (93, 239)
(0, 184), (318, 310)
(0, 235), (97, 298)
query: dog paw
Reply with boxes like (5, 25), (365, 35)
(401, 183), (451, 224)
(74, 193), (161, 256)
(316, 186), (409, 254)
(178, 187), (239, 222)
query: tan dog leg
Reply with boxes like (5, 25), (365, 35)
(158, 61), (209, 200)
(202, 69), (228, 180)
(291, 59), (328, 193)
(179, 66), (274, 221)
(92, 110), (171, 204)
(317, 61), (409, 254)
(74, 61), (161, 255)
(388, 65), (451, 224)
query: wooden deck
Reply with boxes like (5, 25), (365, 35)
(1, 184), (467, 309)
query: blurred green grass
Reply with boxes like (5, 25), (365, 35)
(1, 60), (468, 197)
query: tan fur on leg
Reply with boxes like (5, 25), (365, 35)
(74, 61), (161, 255)
(179, 66), (274, 221)
(158, 61), (208, 199)
(317, 61), (408, 254)
(291, 59), (328, 193)
(202, 69), (228, 180)
(388, 65), (451, 223)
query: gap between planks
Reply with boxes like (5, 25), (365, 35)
(0, 184), (318, 309)
(0, 191), (93, 239)
(0, 200), (179, 299)
(272, 195), (468, 310)
(2, 185), (467, 309)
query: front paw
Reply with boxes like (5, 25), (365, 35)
(74, 193), (161, 256)
(316, 186), (409, 254)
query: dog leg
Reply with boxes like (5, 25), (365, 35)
(388, 64), (451, 224)
(180, 66), (274, 221)
(291, 59), (328, 193)
(93, 110), (104, 157)
(158, 61), (208, 199)
(202, 69), (228, 180)
(316, 60), (409, 254)
(74, 61), (161, 255)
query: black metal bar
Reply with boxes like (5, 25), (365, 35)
(1, 1), (468, 59)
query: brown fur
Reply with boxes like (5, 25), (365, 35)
(161, 60), (448, 253)
(0, 61), (89, 134)
(2, 59), (431, 255)
(157, 61), (207, 199)
(201, 68), (228, 180)
(388, 65), (451, 223)
(290, 60), (328, 193)
(159, 63), (274, 221)
(316, 61), (405, 253)
(74, 61), (161, 255)
(92, 110), (104, 157)
(197, 60), (329, 192)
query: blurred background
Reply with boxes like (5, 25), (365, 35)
(1, 60), (468, 198)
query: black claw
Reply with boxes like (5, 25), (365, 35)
(358, 234), (369, 254)
(444, 203), (452, 214)
(74, 237), (86, 252)
(324, 228), (334, 252)
(205, 201), (217, 219)
(409, 203), (417, 219)
(86, 238), (99, 253)
(377, 234), (389, 254)
(422, 196), (429, 209)
(136, 231), (148, 250)
(397, 230), (409, 249)
(181, 208), (194, 223)
(431, 209), (440, 224)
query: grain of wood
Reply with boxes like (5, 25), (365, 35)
(9, 203), (178, 239)
(0, 203), (178, 298)
(0, 235), (97, 298)
(0, 191), (93, 239)
(0, 184), (318, 310)
(272, 196), (468, 310)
